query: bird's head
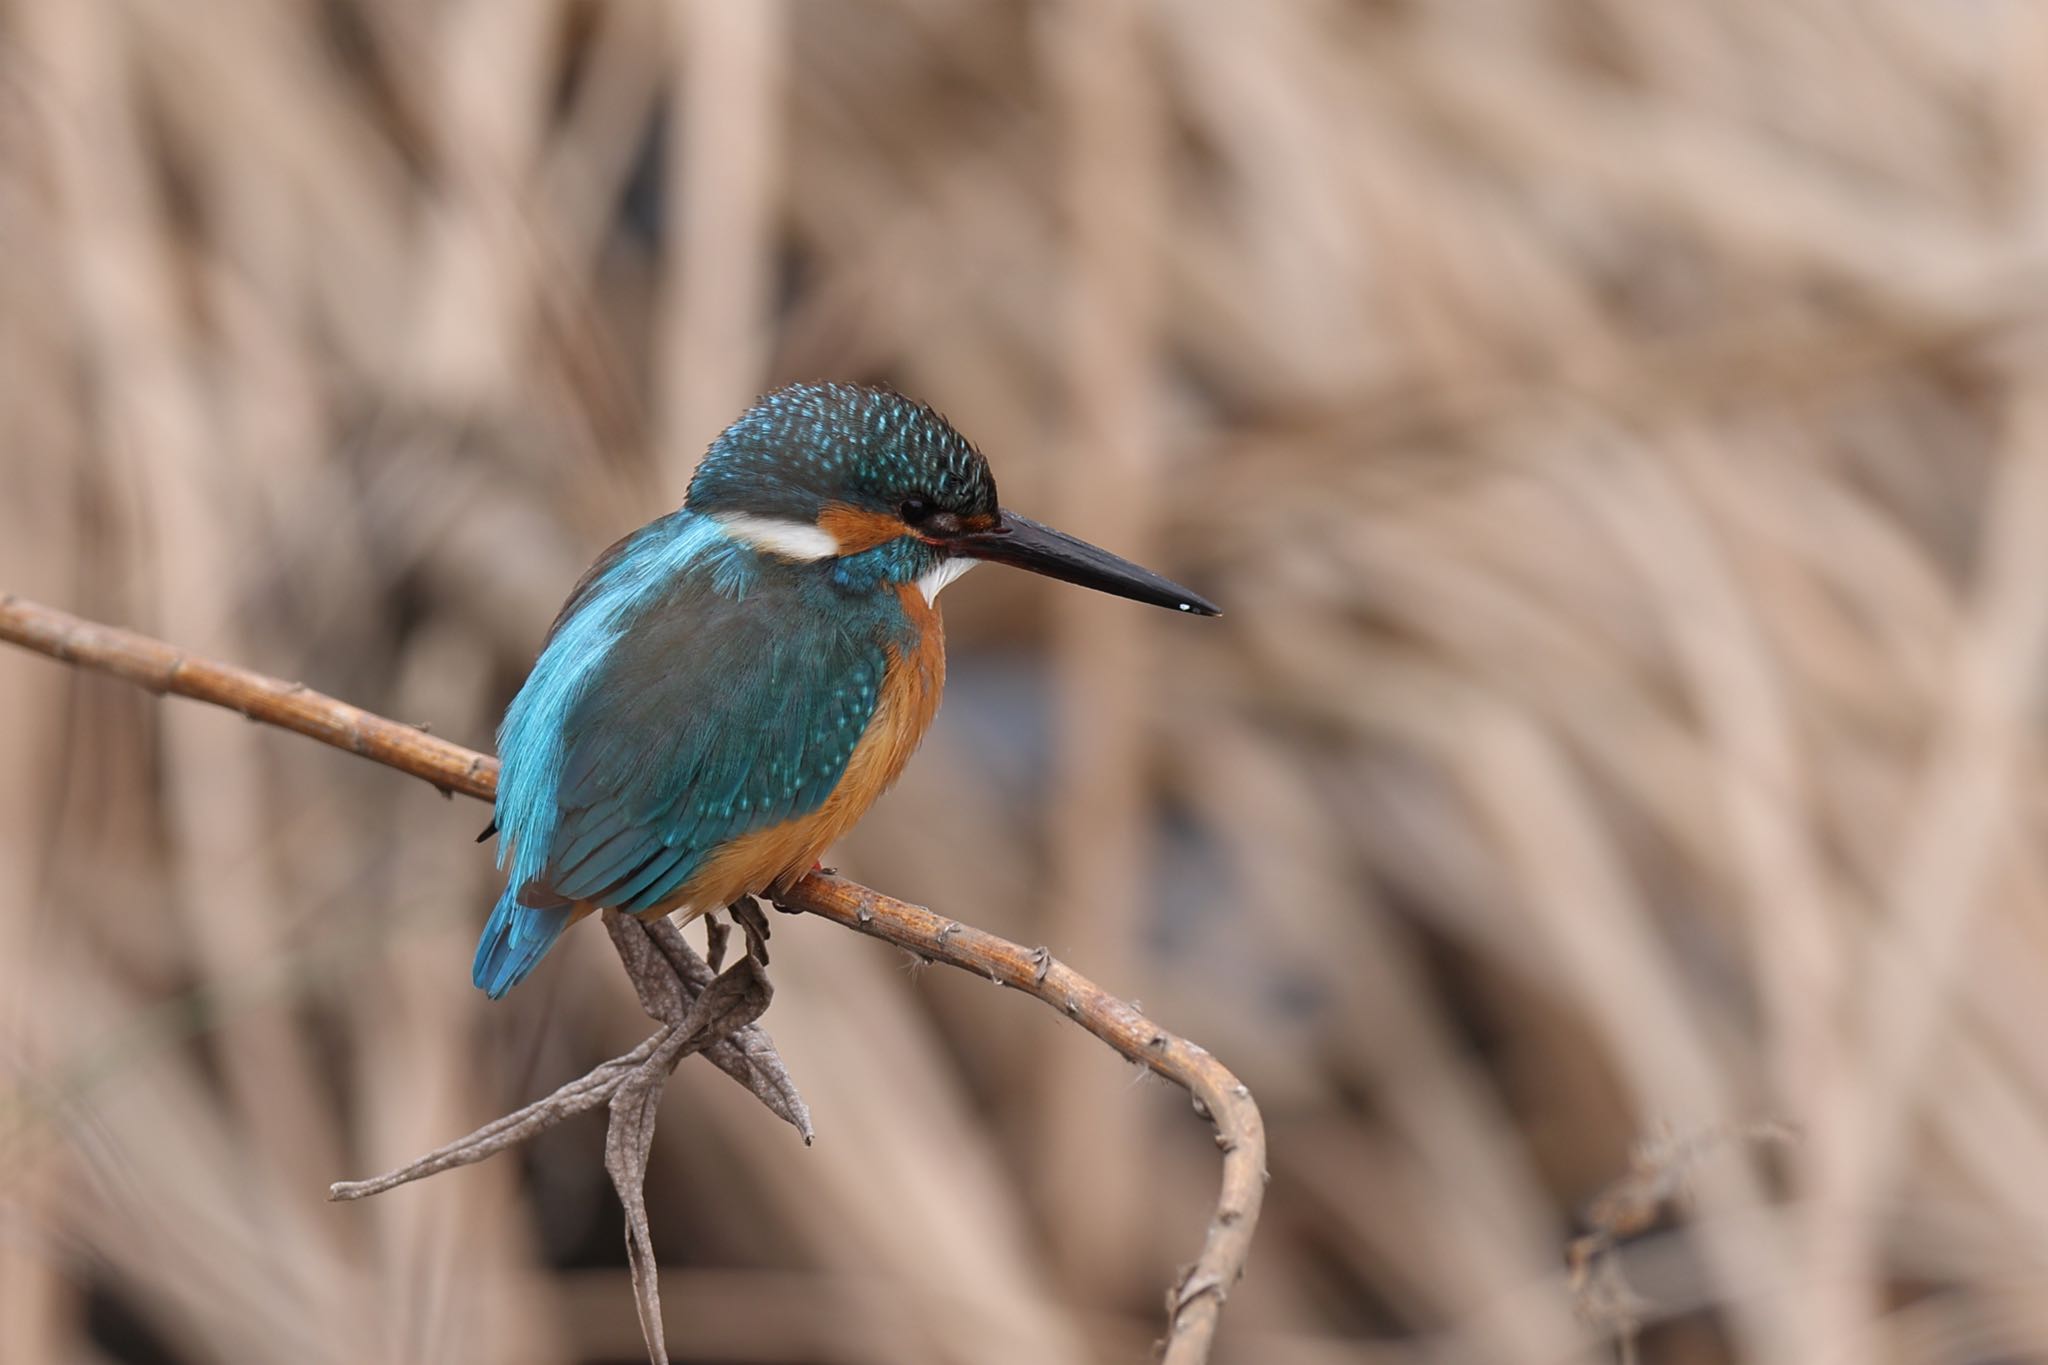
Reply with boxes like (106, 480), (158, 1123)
(685, 383), (1219, 615)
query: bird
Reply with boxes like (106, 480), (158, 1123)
(471, 382), (1219, 997)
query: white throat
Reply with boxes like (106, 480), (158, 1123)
(917, 557), (977, 605)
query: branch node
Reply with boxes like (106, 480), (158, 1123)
(1172, 1267), (1227, 1314)
(153, 652), (189, 694)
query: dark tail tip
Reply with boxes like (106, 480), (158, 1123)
(471, 894), (570, 998)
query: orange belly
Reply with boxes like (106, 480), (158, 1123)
(645, 581), (946, 919)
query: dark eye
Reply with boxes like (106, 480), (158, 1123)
(899, 495), (935, 524)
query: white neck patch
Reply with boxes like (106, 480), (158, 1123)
(715, 514), (839, 562)
(716, 513), (977, 603)
(917, 556), (977, 605)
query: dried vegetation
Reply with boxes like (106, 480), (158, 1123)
(3, 2), (2048, 1362)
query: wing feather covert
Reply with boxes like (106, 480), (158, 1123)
(520, 565), (888, 916)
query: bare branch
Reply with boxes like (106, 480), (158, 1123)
(765, 877), (1268, 1358)
(1569, 1120), (1800, 1361)
(0, 593), (1267, 1363)
(602, 914), (779, 1363)
(326, 914), (806, 1207)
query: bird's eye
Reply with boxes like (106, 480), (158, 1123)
(899, 495), (935, 524)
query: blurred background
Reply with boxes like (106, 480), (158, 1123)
(4, 2), (2048, 1362)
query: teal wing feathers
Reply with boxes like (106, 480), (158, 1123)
(520, 571), (888, 915)
(476, 512), (906, 997)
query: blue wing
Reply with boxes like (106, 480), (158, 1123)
(532, 583), (884, 912)
(474, 514), (889, 996)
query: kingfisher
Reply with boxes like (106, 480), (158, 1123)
(472, 382), (1219, 997)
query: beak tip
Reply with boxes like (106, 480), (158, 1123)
(967, 510), (1223, 617)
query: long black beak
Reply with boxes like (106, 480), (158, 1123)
(945, 510), (1220, 616)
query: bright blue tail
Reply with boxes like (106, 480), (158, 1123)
(471, 890), (573, 999)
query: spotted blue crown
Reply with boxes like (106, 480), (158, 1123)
(686, 383), (998, 525)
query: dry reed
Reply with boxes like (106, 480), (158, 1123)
(4, 2), (2048, 1362)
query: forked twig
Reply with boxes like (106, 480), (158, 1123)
(1568, 1121), (1799, 1363)
(328, 911), (801, 1362)
(0, 593), (1266, 1364)
(326, 915), (807, 1200)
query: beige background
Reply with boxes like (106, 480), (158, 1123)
(3, 3), (2048, 1363)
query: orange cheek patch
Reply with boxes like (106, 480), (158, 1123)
(817, 504), (910, 554)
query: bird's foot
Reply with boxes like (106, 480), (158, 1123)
(771, 865), (830, 915)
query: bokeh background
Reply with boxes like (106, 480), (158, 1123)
(5, 2), (2048, 1362)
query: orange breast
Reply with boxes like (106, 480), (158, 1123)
(654, 581), (946, 917)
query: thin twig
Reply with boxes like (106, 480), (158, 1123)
(325, 915), (805, 1205)
(766, 876), (1268, 1357)
(600, 912), (780, 1359)
(1568, 1121), (1799, 1363)
(326, 1032), (661, 1201)
(0, 593), (1267, 1363)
